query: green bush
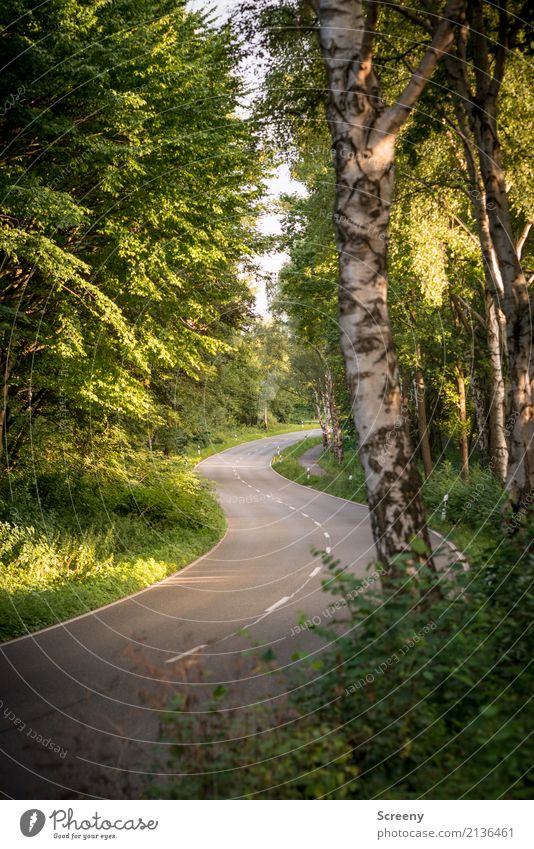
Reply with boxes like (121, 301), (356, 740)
(0, 452), (225, 640)
(422, 461), (505, 529)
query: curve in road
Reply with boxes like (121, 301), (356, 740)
(0, 429), (454, 799)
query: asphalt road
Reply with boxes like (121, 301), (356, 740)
(0, 429), (450, 799)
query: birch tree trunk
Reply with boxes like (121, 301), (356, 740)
(486, 296), (509, 482)
(414, 345), (433, 479)
(444, 1), (534, 510)
(457, 365), (469, 482)
(314, 0), (462, 569)
(325, 367), (344, 462)
(449, 100), (509, 483)
(470, 371), (490, 465)
(313, 388), (330, 449)
(475, 109), (533, 509)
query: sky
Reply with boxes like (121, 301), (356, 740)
(187, 0), (306, 316)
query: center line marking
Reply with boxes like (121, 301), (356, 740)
(309, 566), (322, 577)
(324, 532), (330, 538)
(265, 596), (290, 613)
(302, 513), (309, 518)
(289, 506), (295, 510)
(165, 644), (207, 664)
(314, 520), (321, 526)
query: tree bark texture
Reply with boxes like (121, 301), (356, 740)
(315, 0), (462, 568)
(457, 365), (469, 482)
(445, 0), (533, 509)
(415, 345), (433, 478)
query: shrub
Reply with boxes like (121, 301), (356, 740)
(422, 461), (505, 529)
(0, 452), (225, 639)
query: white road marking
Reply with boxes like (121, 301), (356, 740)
(314, 520), (321, 526)
(165, 644), (207, 664)
(309, 566), (322, 577)
(326, 547), (331, 554)
(264, 596), (290, 613)
(289, 506), (295, 510)
(302, 513), (309, 518)
(324, 532), (330, 538)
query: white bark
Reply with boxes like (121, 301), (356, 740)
(315, 0), (463, 569)
(445, 1), (534, 510)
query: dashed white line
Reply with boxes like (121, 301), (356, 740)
(289, 506), (295, 510)
(314, 520), (321, 527)
(165, 644), (207, 664)
(309, 566), (322, 578)
(324, 532), (330, 539)
(264, 596), (290, 614)
(302, 513), (309, 518)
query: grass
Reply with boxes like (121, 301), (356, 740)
(0, 422), (312, 641)
(273, 436), (504, 557)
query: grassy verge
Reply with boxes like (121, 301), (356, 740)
(0, 423), (310, 641)
(273, 436), (504, 557)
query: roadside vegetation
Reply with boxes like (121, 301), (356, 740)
(273, 437), (505, 559)
(0, 0), (315, 640)
(0, 424), (314, 641)
(151, 515), (534, 799)
(146, 434), (532, 800)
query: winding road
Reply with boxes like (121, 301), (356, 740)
(0, 430), (452, 799)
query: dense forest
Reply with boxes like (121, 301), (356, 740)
(0, 0), (315, 635)
(0, 0), (533, 800)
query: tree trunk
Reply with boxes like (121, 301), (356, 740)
(475, 110), (533, 507)
(325, 368), (344, 462)
(313, 391), (330, 449)
(485, 296), (508, 483)
(314, 0), (462, 569)
(445, 3), (533, 509)
(448, 96), (508, 483)
(470, 370), (490, 466)
(414, 345), (433, 478)
(0, 353), (13, 469)
(457, 366), (469, 482)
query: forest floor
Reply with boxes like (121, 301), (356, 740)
(274, 436), (505, 561)
(0, 423), (313, 641)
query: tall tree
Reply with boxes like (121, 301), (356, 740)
(390, 0), (533, 508)
(0, 0), (262, 470)
(446, 5), (533, 510)
(311, 0), (462, 570)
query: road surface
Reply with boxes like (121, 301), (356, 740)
(0, 430), (451, 798)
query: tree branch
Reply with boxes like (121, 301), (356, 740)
(385, 1), (433, 35)
(373, 0), (465, 141)
(516, 220), (533, 261)
(361, 0), (379, 64)
(489, 0), (508, 99)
